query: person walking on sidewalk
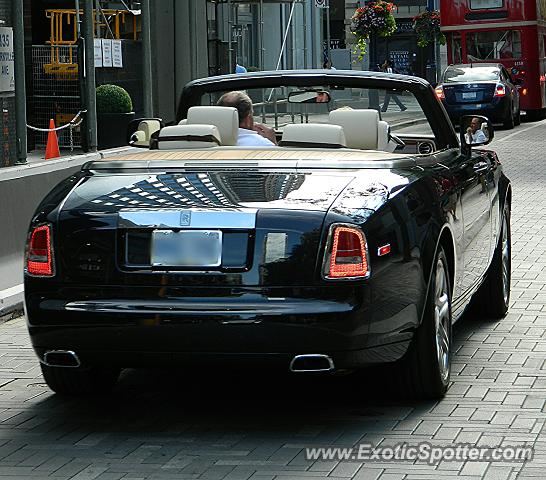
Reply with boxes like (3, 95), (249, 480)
(381, 60), (407, 112)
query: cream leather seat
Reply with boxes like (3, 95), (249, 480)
(279, 124), (346, 148)
(329, 109), (391, 151)
(184, 106), (239, 146)
(157, 124), (221, 149)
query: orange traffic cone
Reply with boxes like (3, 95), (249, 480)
(45, 119), (60, 160)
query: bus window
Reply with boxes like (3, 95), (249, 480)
(466, 30), (522, 60)
(450, 33), (462, 63)
(469, 0), (503, 8)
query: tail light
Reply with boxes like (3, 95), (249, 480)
(26, 224), (54, 276)
(435, 86), (445, 100)
(323, 224), (370, 280)
(494, 84), (506, 97)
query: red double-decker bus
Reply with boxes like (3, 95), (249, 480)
(440, 0), (546, 118)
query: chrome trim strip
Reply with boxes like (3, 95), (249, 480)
(118, 208), (257, 229)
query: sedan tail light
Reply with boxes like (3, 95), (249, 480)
(323, 224), (370, 280)
(494, 84), (506, 97)
(435, 86), (445, 100)
(26, 224), (54, 276)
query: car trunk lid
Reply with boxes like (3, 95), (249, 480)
(56, 171), (356, 287)
(443, 82), (497, 105)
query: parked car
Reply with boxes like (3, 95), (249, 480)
(436, 63), (521, 129)
(24, 70), (511, 399)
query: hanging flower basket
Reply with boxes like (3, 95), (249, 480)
(413, 10), (446, 48)
(350, 1), (397, 60)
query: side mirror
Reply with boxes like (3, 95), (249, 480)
(127, 118), (164, 148)
(460, 115), (494, 152)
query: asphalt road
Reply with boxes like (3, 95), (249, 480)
(1, 120), (546, 480)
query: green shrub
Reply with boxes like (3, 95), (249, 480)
(96, 84), (133, 114)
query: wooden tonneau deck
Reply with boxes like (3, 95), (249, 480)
(89, 147), (422, 171)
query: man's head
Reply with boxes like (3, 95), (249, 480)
(470, 117), (482, 133)
(217, 91), (253, 129)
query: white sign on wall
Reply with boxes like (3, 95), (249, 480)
(94, 38), (103, 67)
(101, 39), (113, 67)
(315, 0), (328, 8)
(112, 40), (123, 68)
(0, 27), (14, 93)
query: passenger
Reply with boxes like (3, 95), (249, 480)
(217, 91), (277, 147)
(465, 117), (488, 144)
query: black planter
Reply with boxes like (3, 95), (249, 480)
(97, 112), (135, 150)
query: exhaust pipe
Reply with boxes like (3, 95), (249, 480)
(290, 354), (335, 373)
(42, 350), (81, 368)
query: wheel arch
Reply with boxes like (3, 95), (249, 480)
(419, 223), (456, 326)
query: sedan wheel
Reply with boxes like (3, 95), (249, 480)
(394, 246), (451, 398)
(503, 104), (515, 129)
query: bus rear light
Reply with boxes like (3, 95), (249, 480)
(435, 86), (445, 100)
(27, 224), (54, 276)
(522, 88), (528, 96)
(323, 225), (370, 280)
(494, 84), (506, 97)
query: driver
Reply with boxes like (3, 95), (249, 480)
(465, 117), (488, 144)
(217, 91), (277, 147)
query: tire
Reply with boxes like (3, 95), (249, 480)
(394, 246), (452, 399)
(40, 363), (120, 395)
(472, 206), (511, 319)
(503, 104), (515, 129)
(514, 109), (521, 126)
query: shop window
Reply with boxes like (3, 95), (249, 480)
(470, 0), (503, 9)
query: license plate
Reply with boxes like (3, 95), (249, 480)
(462, 92), (477, 99)
(151, 230), (222, 267)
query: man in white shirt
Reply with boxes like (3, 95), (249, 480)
(217, 91), (277, 147)
(465, 117), (488, 144)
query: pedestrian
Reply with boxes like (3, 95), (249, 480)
(235, 63), (247, 74)
(381, 60), (407, 112)
(368, 63), (381, 112)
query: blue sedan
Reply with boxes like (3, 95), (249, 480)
(436, 63), (521, 129)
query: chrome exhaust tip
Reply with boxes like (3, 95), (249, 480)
(289, 354), (335, 373)
(42, 350), (81, 368)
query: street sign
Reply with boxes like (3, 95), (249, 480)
(315, 0), (328, 8)
(0, 27), (14, 93)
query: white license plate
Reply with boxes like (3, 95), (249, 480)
(462, 92), (477, 99)
(151, 230), (222, 267)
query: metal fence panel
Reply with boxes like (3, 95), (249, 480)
(30, 45), (82, 148)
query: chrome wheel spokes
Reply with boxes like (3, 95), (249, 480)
(501, 214), (510, 305)
(434, 259), (450, 383)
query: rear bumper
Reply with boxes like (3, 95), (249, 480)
(25, 284), (419, 369)
(443, 97), (510, 123)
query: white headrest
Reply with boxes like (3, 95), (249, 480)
(377, 120), (391, 152)
(157, 124), (221, 150)
(329, 109), (380, 150)
(131, 119), (162, 147)
(280, 124), (346, 148)
(187, 106), (239, 146)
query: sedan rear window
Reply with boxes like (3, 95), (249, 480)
(443, 67), (500, 83)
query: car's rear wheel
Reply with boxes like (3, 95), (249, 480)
(514, 108), (521, 126)
(503, 103), (515, 129)
(394, 246), (451, 399)
(471, 206), (511, 319)
(40, 364), (120, 395)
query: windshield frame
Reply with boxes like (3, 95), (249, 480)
(177, 70), (459, 150)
